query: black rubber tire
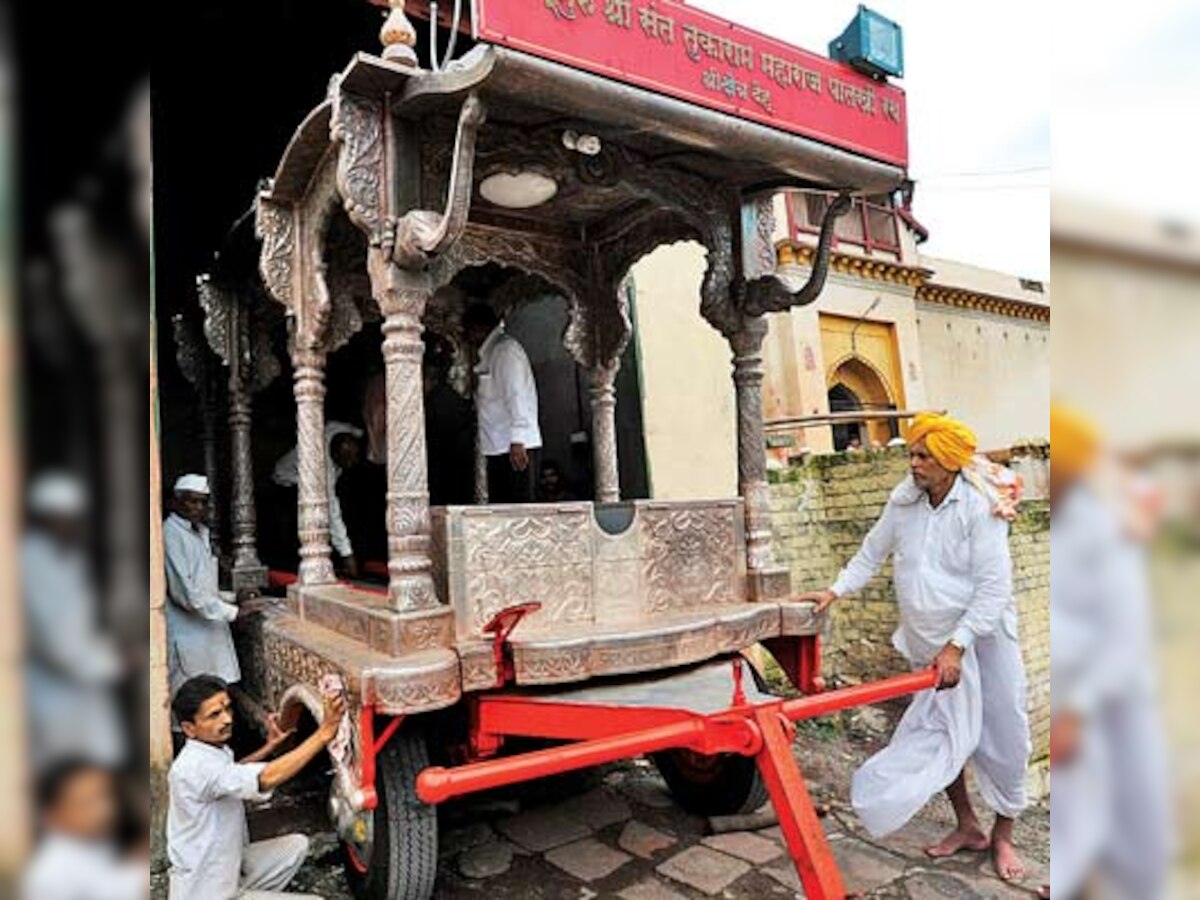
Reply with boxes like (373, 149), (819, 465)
(652, 749), (769, 817)
(344, 728), (438, 900)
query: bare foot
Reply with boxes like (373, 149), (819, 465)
(991, 834), (1027, 881)
(924, 826), (990, 858)
(1037, 887), (1049, 899)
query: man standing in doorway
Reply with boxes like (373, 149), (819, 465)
(164, 475), (246, 698)
(798, 413), (1032, 883)
(463, 302), (542, 503)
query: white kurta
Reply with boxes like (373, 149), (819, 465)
(22, 833), (147, 900)
(1050, 484), (1172, 899)
(22, 530), (127, 768)
(474, 324), (542, 456)
(164, 513), (240, 693)
(272, 421), (362, 558)
(829, 474), (1030, 836)
(168, 740), (270, 900)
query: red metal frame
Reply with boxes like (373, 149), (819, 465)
(358, 706), (405, 812)
(348, 622), (936, 898)
(407, 652), (937, 900)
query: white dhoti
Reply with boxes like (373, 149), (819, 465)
(852, 628), (1030, 837)
(239, 834), (323, 899)
(971, 626), (1031, 819)
(852, 648), (982, 837)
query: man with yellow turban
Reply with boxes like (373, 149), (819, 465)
(799, 412), (1032, 883)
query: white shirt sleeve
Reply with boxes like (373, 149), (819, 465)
(830, 504), (897, 598)
(328, 477), (353, 558)
(494, 341), (541, 448)
(951, 511), (1013, 649)
(200, 759), (271, 803)
(164, 529), (238, 623)
(272, 447), (299, 487)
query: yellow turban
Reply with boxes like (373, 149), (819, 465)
(907, 412), (977, 471)
(1050, 401), (1100, 480)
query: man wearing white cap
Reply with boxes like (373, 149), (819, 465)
(164, 474), (246, 697)
(23, 472), (127, 769)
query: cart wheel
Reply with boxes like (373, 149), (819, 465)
(343, 726), (438, 900)
(652, 749), (768, 817)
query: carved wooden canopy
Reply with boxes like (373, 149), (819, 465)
(252, 46), (906, 363)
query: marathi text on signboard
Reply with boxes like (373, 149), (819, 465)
(475, 0), (908, 167)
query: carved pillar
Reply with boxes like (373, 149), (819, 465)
(374, 261), (440, 611)
(292, 344), (336, 585)
(228, 302), (267, 589)
(730, 320), (772, 568)
(727, 319), (789, 600)
(589, 361), (620, 503)
(172, 313), (222, 553)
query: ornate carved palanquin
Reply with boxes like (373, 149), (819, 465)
(194, 43), (904, 718)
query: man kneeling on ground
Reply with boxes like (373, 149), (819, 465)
(167, 675), (346, 899)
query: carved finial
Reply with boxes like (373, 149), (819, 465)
(381, 0), (418, 67)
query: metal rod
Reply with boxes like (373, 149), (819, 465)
(781, 668), (938, 722)
(417, 718), (713, 804)
(765, 408), (942, 430)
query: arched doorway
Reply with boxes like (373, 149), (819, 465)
(827, 356), (898, 450)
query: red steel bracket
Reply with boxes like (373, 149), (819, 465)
(358, 705), (404, 811)
(482, 601), (542, 688)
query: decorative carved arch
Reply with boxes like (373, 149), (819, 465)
(825, 352), (898, 406)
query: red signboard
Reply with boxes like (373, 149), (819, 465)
(474, 0), (908, 168)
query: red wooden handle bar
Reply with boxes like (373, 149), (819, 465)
(781, 667), (938, 722)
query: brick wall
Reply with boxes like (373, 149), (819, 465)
(769, 446), (1051, 760)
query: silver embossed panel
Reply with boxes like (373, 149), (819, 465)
(433, 500), (747, 640)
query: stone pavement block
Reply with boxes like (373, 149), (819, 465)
(544, 837), (632, 883)
(618, 878), (691, 900)
(874, 818), (959, 861)
(457, 841), (514, 880)
(495, 805), (592, 852)
(618, 820), (678, 859)
(830, 837), (906, 894)
(701, 831), (783, 864)
(762, 862), (804, 895)
(656, 845), (751, 895)
(560, 787), (633, 830)
(906, 869), (1033, 899)
(439, 821), (496, 859)
(619, 776), (676, 810)
(975, 855), (1051, 895)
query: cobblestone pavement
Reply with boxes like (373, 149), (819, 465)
(153, 722), (1049, 899)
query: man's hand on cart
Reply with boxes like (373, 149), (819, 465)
(509, 442), (529, 472)
(796, 588), (838, 613)
(318, 692), (348, 743)
(338, 554), (360, 579)
(933, 641), (964, 690)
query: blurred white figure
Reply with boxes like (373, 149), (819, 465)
(23, 473), (127, 769)
(22, 762), (146, 899)
(1049, 404), (1173, 899)
(164, 474), (241, 697)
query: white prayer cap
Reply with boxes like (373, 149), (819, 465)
(28, 472), (88, 516)
(173, 474), (210, 495)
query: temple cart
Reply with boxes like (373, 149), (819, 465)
(189, 2), (932, 897)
